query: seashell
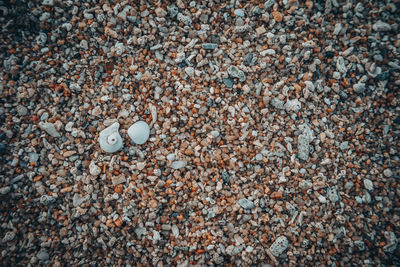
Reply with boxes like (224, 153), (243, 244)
(98, 122), (123, 153)
(128, 121), (150, 145)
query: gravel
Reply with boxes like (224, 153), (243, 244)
(0, 0), (399, 266)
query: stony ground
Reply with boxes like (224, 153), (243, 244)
(0, 0), (399, 266)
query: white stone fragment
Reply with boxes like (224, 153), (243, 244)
(128, 121), (150, 145)
(39, 122), (61, 137)
(269, 236), (288, 256)
(89, 161), (101, 176)
(171, 160), (186, 169)
(364, 179), (373, 191)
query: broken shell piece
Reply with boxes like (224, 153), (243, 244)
(98, 122), (123, 153)
(128, 121), (150, 145)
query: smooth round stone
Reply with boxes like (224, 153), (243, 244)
(128, 121), (150, 145)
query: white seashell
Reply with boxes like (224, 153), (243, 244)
(98, 122), (123, 153)
(128, 121), (150, 145)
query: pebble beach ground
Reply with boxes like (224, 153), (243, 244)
(0, 0), (399, 266)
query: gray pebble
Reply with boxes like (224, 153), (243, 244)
(39, 122), (61, 138)
(238, 198), (254, 209)
(234, 9), (245, 17)
(17, 105), (28, 116)
(269, 236), (288, 256)
(223, 78), (234, 88)
(202, 43), (218, 50)
(37, 250), (49, 261)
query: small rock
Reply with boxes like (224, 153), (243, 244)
(202, 43), (218, 50)
(336, 56), (347, 73)
(185, 67), (194, 77)
(0, 143), (6, 155)
(383, 169), (393, 178)
(223, 78), (234, 88)
(63, 150), (76, 157)
(339, 141), (349, 150)
(271, 98), (285, 109)
(256, 26), (266, 36)
(155, 7), (167, 17)
(37, 250), (49, 261)
(260, 49), (276, 56)
(104, 26), (118, 38)
(234, 9), (245, 17)
(270, 191), (283, 199)
(3, 231), (15, 242)
(271, 11), (283, 22)
(364, 179), (373, 191)
(17, 105), (28, 116)
(167, 5), (179, 17)
(297, 135), (310, 161)
(327, 187), (340, 202)
(234, 24), (252, 33)
(244, 53), (254, 66)
(177, 13), (192, 25)
(137, 162), (146, 171)
(372, 21), (392, 32)
(65, 122), (73, 132)
(42, 0), (54, 6)
(89, 162), (101, 176)
(353, 83), (366, 94)
(269, 236), (288, 256)
(39, 122), (61, 137)
(333, 23), (342, 35)
(0, 186), (10, 194)
(285, 99), (301, 112)
(238, 198), (254, 209)
(171, 161), (186, 169)
(318, 195), (327, 203)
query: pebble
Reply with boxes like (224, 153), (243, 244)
(65, 122), (73, 132)
(171, 161), (186, 169)
(383, 169), (393, 178)
(372, 21), (392, 32)
(271, 11), (283, 23)
(89, 162), (101, 176)
(0, 143), (6, 155)
(269, 236), (288, 256)
(234, 9), (245, 17)
(36, 250), (49, 261)
(327, 187), (340, 202)
(238, 198), (255, 209)
(353, 83), (366, 94)
(39, 122), (61, 137)
(128, 121), (150, 145)
(223, 77), (234, 88)
(285, 99), (301, 112)
(16, 105), (28, 116)
(185, 67), (194, 77)
(202, 43), (218, 50)
(364, 179), (374, 191)
(297, 135), (310, 161)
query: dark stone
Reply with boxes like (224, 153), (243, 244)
(179, 61), (187, 68)
(376, 69), (392, 81)
(221, 171), (230, 184)
(0, 143), (5, 155)
(244, 53), (253, 66)
(223, 78), (234, 88)
(326, 51), (335, 58)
